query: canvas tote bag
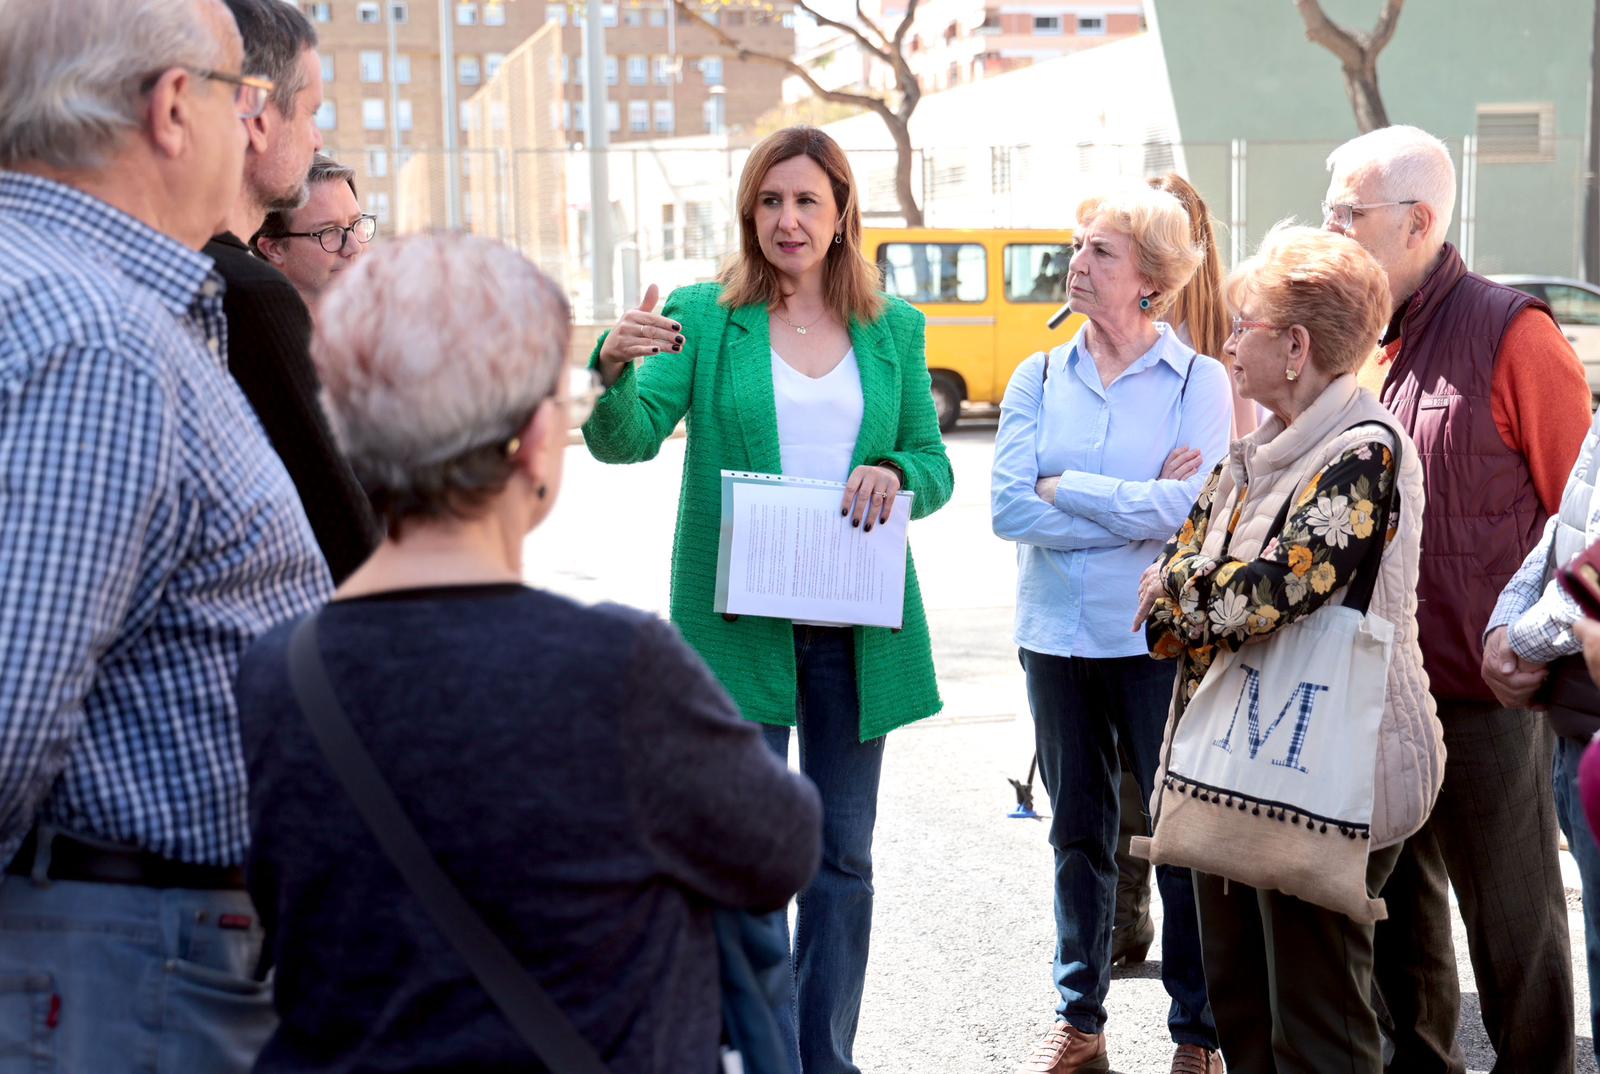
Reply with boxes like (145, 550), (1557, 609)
(1136, 429), (1401, 924)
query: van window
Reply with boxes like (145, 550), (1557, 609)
(876, 243), (987, 303)
(1005, 244), (1073, 303)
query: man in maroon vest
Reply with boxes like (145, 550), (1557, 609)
(1325, 124), (1590, 1073)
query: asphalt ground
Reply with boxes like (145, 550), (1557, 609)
(535, 416), (1596, 1074)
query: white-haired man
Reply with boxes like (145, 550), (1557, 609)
(0, 0), (330, 1067)
(1324, 124), (1589, 1073)
(205, 0), (378, 585)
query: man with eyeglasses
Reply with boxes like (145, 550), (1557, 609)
(252, 154), (376, 311)
(1323, 125), (1590, 1073)
(0, 0), (332, 1068)
(204, 0), (378, 587)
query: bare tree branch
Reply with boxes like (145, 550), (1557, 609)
(1369, 0), (1404, 53)
(1294, 0), (1404, 132)
(1293, 0), (1363, 64)
(783, 0), (893, 66)
(853, 0), (892, 51)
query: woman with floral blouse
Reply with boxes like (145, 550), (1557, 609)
(1136, 225), (1444, 1074)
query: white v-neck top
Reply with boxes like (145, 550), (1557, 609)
(771, 346), (864, 482)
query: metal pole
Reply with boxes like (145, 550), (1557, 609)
(387, 1), (401, 204)
(439, 0), (461, 228)
(586, 0), (614, 320)
(1229, 138), (1247, 268)
(1460, 135), (1478, 272)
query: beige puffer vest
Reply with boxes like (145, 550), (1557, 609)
(1200, 374), (1445, 849)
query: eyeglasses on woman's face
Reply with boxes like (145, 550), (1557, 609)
(280, 214), (378, 253)
(1230, 316), (1283, 340)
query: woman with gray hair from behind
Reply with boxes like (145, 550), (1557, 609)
(234, 232), (821, 1073)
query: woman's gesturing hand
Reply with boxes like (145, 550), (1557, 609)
(596, 283), (685, 384)
(841, 464), (902, 532)
(1161, 445), (1203, 481)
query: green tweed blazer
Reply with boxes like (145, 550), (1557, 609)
(583, 281), (953, 740)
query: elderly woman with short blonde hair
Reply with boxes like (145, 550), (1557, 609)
(1139, 225), (1443, 1072)
(992, 185), (1231, 1074)
(234, 233), (821, 1073)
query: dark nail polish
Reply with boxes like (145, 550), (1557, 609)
(840, 507), (848, 516)
(864, 523), (873, 533)
(671, 345), (682, 352)
(651, 347), (659, 353)
(674, 335), (685, 344)
(671, 323), (681, 331)
(852, 519), (860, 528)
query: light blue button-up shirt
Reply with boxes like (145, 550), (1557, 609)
(991, 322), (1232, 658)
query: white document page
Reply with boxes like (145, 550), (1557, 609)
(714, 471), (914, 629)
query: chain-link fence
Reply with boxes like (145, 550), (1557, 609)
(329, 135), (1594, 323)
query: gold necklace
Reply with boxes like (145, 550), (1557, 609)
(774, 304), (827, 335)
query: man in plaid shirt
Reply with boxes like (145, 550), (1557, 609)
(0, 0), (329, 1067)
(1485, 403), (1600, 1065)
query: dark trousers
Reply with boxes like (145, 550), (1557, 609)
(1372, 701), (1573, 1074)
(762, 626), (885, 1074)
(1194, 844), (1402, 1074)
(1021, 648), (1216, 1046)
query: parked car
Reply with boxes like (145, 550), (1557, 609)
(1492, 274), (1600, 400)
(865, 227), (1087, 431)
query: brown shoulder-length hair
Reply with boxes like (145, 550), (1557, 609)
(1150, 173), (1227, 361)
(719, 126), (884, 324)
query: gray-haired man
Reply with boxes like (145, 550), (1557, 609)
(0, 0), (330, 1068)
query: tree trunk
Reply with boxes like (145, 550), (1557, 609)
(1344, 61), (1391, 132)
(887, 116), (923, 227)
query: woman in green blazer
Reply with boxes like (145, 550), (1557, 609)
(583, 126), (952, 1074)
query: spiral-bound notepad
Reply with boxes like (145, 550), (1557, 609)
(713, 470), (915, 629)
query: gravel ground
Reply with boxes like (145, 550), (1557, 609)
(543, 419), (1597, 1074)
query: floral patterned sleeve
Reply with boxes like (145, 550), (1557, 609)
(1144, 463), (1223, 651)
(1146, 440), (1397, 663)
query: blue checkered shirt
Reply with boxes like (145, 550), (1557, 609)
(0, 172), (331, 869)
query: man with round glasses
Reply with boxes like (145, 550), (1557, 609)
(252, 154), (377, 310)
(205, 0), (379, 586)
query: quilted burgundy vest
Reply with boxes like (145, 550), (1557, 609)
(1377, 244), (1551, 702)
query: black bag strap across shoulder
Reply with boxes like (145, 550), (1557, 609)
(285, 613), (610, 1074)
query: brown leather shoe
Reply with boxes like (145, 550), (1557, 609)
(1171, 1043), (1224, 1074)
(1014, 1022), (1110, 1073)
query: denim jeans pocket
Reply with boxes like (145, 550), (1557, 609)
(157, 960), (274, 1074)
(0, 972), (57, 1072)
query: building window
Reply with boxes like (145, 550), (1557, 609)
(315, 100), (337, 130)
(484, 1), (506, 25)
(459, 102), (474, 129)
(459, 56), (481, 85)
(604, 56), (618, 85)
(700, 56), (723, 86)
(307, 2), (331, 21)
(602, 4), (617, 26)
(360, 51), (384, 83)
(649, 6), (666, 25)
(781, 12), (795, 27)
(562, 55), (571, 83)
(369, 192), (390, 224)
(394, 54), (412, 83)
(684, 201), (715, 258)
(606, 101), (620, 132)
(391, 2), (408, 22)
(320, 54), (334, 82)
(624, 6), (643, 25)
(457, 3), (478, 25)
(562, 101), (572, 130)
(702, 95), (724, 134)
(627, 55), (648, 85)
(654, 55), (672, 84)
(491, 102), (508, 131)
(703, 8), (718, 25)
(486, 52), (506, 79)
(1476, 103), (1557, 163)
(362, 99), (385, 130)
(1076, 14), (1105, 34)
(662, 203), (676, 259)
(628, 100), (649, 132)
(368, 149), (389, 178)
(357, 1), (381, 23)
(397, 99), (413, 131)
(548, 6), (567, 25)
(1033, 14), (1062, 33)
(654, 99), (673, 133)
(725, 9), (743, 25)
(574, 104), (587, 131)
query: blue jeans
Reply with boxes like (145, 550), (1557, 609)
(1021, 648), (1217, 1047)
(762, 626), (885, 1074)
(0, 871), (273, 1072)
(1554, 733), (1600, 1059)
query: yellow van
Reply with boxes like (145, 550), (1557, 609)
(865, 227), (1087, 431)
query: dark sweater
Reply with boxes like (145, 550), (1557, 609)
(204, 232), (378, 583)
(237, 585), (821, 1074)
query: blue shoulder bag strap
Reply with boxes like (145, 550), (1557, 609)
(285, 613), (611, 1074)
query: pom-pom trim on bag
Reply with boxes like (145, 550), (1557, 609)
(1161, 773), (1369, 840)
